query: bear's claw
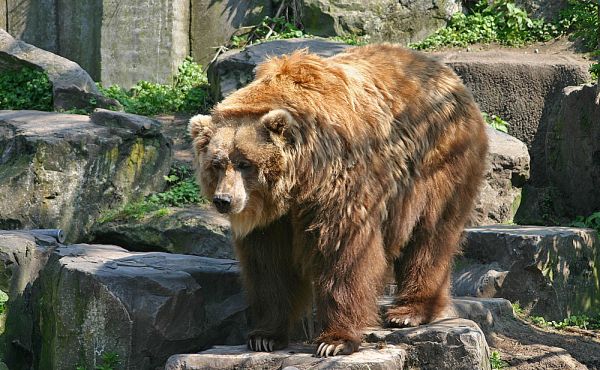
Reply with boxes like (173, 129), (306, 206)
(314, 340), (354, 357)
(248, 336), (275, 352)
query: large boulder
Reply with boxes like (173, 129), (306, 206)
(457, 225), (600, 320)
(435, 51), (591, 186)
(190, 0), (273, 65)
(301, 0), (462, 45)
(57, 0), (189, 88)
(0, 110), (172, 242)
(0, 29), (118, 111)
(3, 0), (57, 53)
(514, 0), (568, 21)
(18, 243), (247, 370)
(474, 126), (530, 225)
(166, 318), (490, 370)
(545, 83), (600, 217)
(92, 206), (234, 259)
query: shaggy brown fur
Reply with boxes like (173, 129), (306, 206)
(189, 44), (488, 357)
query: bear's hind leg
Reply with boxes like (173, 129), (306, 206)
(387, 168), (481, 327)
(236, 215), (312, 352)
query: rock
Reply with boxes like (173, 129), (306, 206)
(0, 230), (60, 369)
(545, 83), (600, 217)
(301, 0), (462, 45)
(0, 110), (172, 242)
(462, 225), (600, 320)
(166, 318), (490, 370)
(4, 0), (58, 53)
(91, 108), (161, 135)
(92, 206), (234, 259)
(207, 39), (349, 100)
(515, 0), (568, 21)
(190, 0), (273, 65)
(435, 50), (591, 185)
(33, 244), (247, 370)
(452, 262), (508, 298)
(474, 126), (530, 225)
(0, 30), (119, 111)
(57, 0), (189, 88)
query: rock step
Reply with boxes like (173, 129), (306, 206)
(456, 225), (599, 320)
(2, 230), (513, 369)
(166, 318), (490, 370)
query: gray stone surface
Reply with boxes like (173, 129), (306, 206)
(462, 225), (600, 320)
(545, 83), (600, 217)
(191, 0), (272, 65)
(57, 0), (189, 88)
(0, 3), (6, 30)
(92, 206), (234, 259)
(474, 126), (530, 225)
(452, 262), (508, 298)
(0, 29), (118, 111)
(0, 230), (60, 369)
(0, 110), (172, 242)
(207, 38), (350, 100)
(435, 50), (591, 186)
(34, 244), (247, 370)
(302, 0), (462, 45)
(515, 0), (567, 21)
(5, 0), (57, 53)
(91, 108), (162, 135)
(166, 318), (489, 370)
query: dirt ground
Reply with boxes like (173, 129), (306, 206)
(489, 316), (600, 369)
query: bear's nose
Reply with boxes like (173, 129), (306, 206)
(213, 194), (232, 214)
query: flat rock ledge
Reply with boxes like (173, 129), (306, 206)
(165, 318), (490, 370)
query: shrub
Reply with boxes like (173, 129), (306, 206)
(98, 57), (211, 116)
(0, 66), (53, 111)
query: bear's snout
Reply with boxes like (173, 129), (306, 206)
(213, 194), (232, 214)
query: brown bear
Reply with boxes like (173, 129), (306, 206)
(189, 44), (488, 357)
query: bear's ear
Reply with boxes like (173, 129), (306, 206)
(189, 114), (214, 153)
(261, 109), (294, 139)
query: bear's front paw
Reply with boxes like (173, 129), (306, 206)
(247, 334), (286, 352)
(386, 304), (430, 327)
(314, 340), (356, 357)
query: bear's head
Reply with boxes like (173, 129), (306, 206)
(189, 109), (297, 238)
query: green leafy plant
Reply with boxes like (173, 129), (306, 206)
(590, 62), (600, 80)
(99, 165), (206, 223)
(230, 16), (307, 48)
(98, 57), (211, 116)
(332, 34), (370, 46)
(557, 0), (599, 51)
(483, 112), (510, 133)
(0, 289), (8, 315)
(511, 302), (524, 316)
(75, 352), (121, 370)
(0, 66), (53, 111)
(410, 0), (559, 50)
(490, 350), (508, 369)
(570, 211), (600, 234)
(530, 313), (600, 330)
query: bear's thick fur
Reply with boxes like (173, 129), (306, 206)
(190, 44), (488, 357)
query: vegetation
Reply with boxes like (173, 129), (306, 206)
(230, 16), (307, 48)
(530, 314), (600, 330)
(512, 302), (600, 330)
(76, 352), (120, 370)
(98, 57), (211, 116)
(0, 66), (53, 111)
(490, 350), (508, 369)
(483, 113), (510, 133)
(410, 0), (559, 50)
(99, 165), (206, 223)
(570, 211), (600, 234)
(0, 290), (8, 315)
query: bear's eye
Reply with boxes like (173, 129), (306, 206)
(211, 160), (225, 170)
(235, 160), (252, 170)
